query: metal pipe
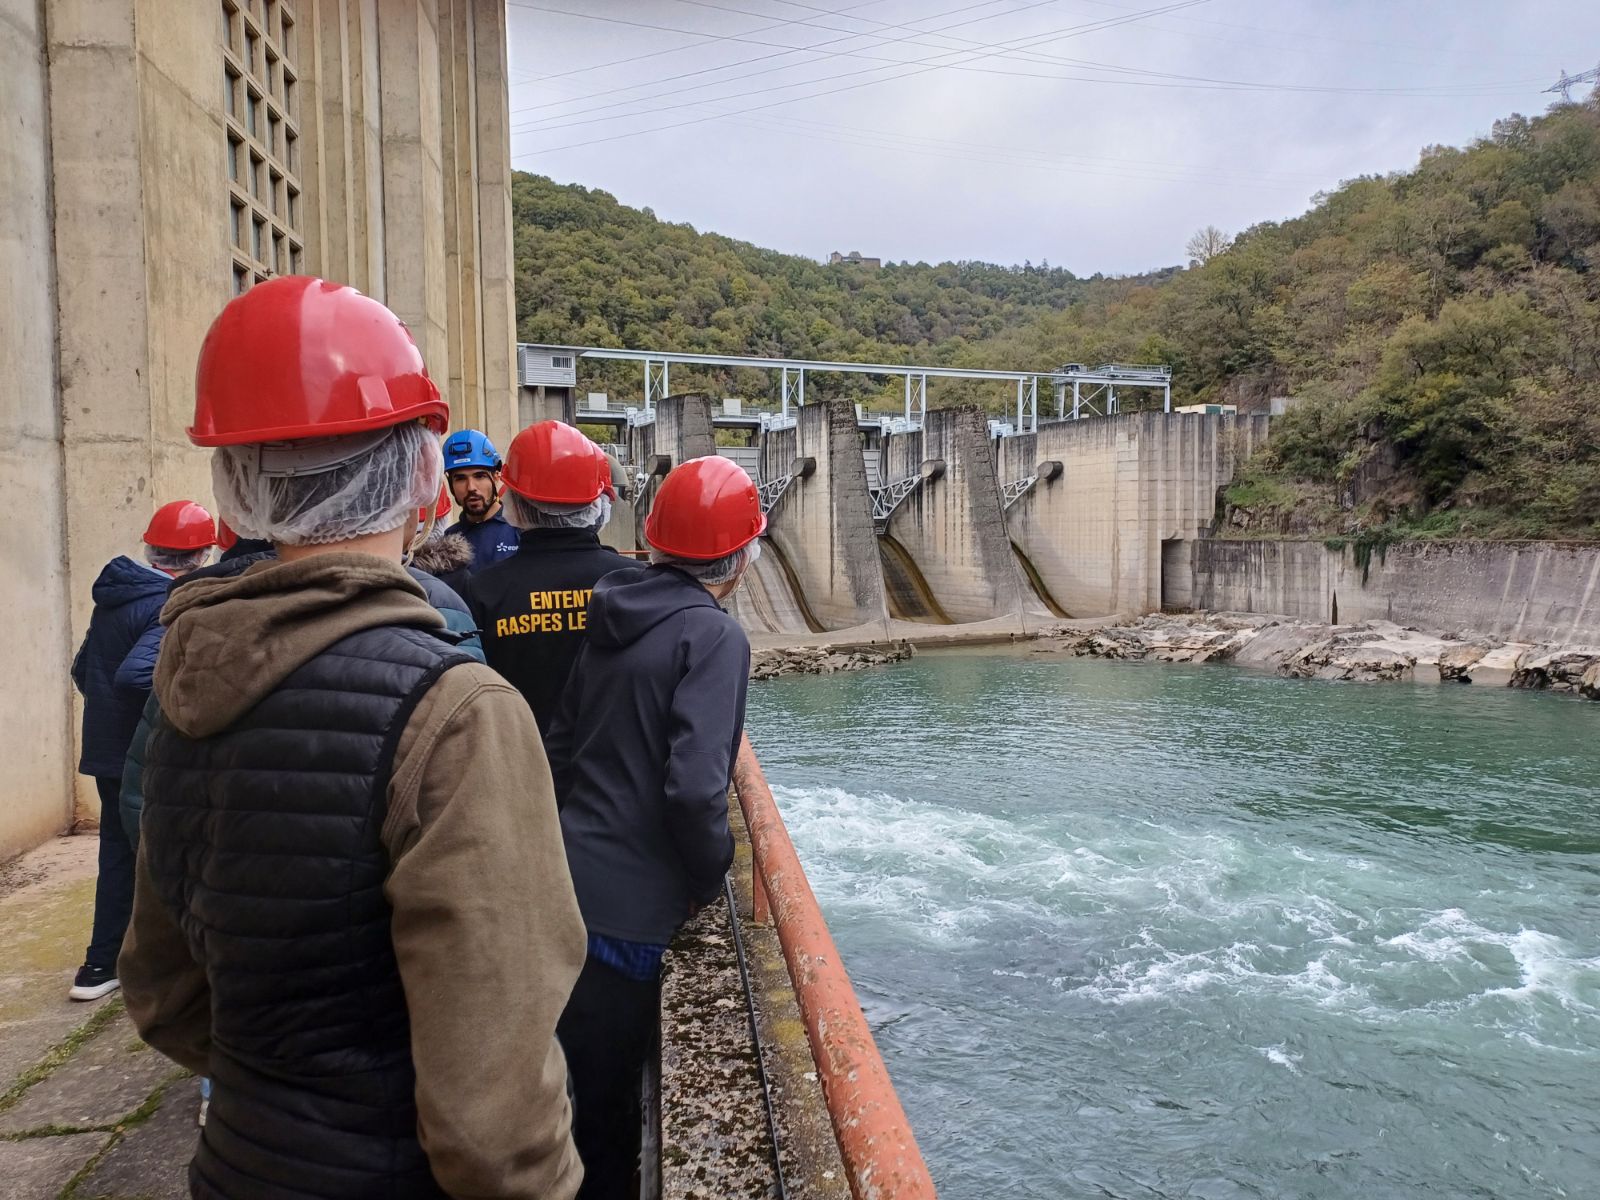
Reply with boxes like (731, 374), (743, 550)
(733, 736), (936, 1200)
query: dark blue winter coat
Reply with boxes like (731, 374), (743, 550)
(70, 557), (171, 776)
(544, 565), (747, 945)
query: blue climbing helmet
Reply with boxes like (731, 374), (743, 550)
(442, 428), (501, 473)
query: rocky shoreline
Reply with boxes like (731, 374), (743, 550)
(1031, 612), (1600, 698)
(749, 642), (915, 680)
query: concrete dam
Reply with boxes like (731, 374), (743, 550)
(610, 394), (1272, 640)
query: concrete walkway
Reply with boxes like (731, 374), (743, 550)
(0, 837), (197, 1200)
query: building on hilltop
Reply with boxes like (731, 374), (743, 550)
(828, 250), (882, 268)
(3, 0), (521, 857)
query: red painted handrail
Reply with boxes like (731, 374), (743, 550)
(733, 734), (938, 1200)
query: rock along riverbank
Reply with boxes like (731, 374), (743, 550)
(1030, 612), (1600, 698)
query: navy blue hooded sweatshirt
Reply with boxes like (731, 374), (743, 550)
(545, 565), (748, 945)
(71, 556), (171, 776)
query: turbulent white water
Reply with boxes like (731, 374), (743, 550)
(747, 653), (1600, 1199)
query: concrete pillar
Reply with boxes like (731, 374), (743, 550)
(758, 402), (887, 632)
(378, 0), (449, 384)
(629, 395), (715, 550)
(308, 0), (384, 294)
(437, 0), (482, 432)
(880, 406), (1023, 624)
(650, 393), (716, 466)
(2, 0), (75, 856)
(131, 0), (232, 508)
(470, 0), (519, 450)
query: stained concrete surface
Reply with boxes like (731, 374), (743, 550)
(0, 835), (196, 1200)
(0, 1133), (108, 1198)
(72, 1078), (200, 1200)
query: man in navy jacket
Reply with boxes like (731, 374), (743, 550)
(544, 455), (764, 1200)
(68, 501), (216, 1000)
(441, 428), (520, 571)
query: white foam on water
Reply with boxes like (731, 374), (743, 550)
(1383, 909), (1600, 1016)
(1062, 943), (1368, 1008)
(770, 782), (1252, 936)
(1257, 1044), (1304, 1074)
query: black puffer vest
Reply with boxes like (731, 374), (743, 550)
(142, 624), (473, 1200)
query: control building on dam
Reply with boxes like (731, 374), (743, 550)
(524, 365), (1272, 641)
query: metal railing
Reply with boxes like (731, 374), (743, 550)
(733, 736), (937, 1200)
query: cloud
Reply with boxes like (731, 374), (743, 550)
(506, 0), (1595, 274)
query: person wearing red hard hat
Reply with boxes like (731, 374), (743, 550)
(542, 454), (762, 1199)
(115, 277), (585, 1200)
(65, 501), (219, 1003)
(462, 421), (627, 736)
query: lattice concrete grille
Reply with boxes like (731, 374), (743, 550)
(223, 0), (302, 293)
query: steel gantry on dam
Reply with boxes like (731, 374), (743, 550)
(518, 343), (1174, 434)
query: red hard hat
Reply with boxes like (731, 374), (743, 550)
(144, 500), (218, 551)
(215, 518), (239, 552)
(502, 421), (606, 505)
(190, 276), (448, 446)
(644, 456), (766, 560)
(418, 482), (451, 526)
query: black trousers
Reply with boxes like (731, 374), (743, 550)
(85, 776), (135, 971)
(557, 955), (661, 1200)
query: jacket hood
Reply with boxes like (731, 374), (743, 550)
(155, 553), (443, 738)
(587, 565), (720, 650)
(410, 531), (474, 577)
(92, 555), (171, 609)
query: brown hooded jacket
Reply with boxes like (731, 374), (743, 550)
(118, 553), (585, 1200)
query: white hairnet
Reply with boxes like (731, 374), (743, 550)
(143, 545), (210, 575)
(648, 538), (761, 586)
(212, 421), (442, 547)
(503, 490), (612, 533)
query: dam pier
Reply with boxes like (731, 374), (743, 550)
(547, 374), (1274, 641)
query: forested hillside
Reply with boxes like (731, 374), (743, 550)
(511, 174), (1166, 407)
(512, 92), (1600, 539)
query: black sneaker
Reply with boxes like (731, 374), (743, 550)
(68, 964), (120, 1002)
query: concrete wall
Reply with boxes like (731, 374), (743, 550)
(881, 406), (1023, 623)
(4, 0), (522, 855)
(1, 0), (75, 860)
(998, 412), (1271, 617)
(757, 402), (887, 632)
(1190, 539), (1600, 644)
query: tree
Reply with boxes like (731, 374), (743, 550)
(1185, 225), (1233, 266)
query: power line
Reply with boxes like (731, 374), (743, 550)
(504, 0), (1077, 124)
(506, 0), (1042, 118)
(506, 0), (1536, 141)
(503, 0), (892, 95)
(512, 2), (1233, 157)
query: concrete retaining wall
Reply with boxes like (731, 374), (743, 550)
(881, 406), (1023, 623)
(998, 412), (1271, 617)
(2, 0), (74, 860)
(1189, 539), (1600, 644)
(758, 403), (887, 632)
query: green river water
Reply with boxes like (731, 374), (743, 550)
(746, 653), (1600, 1199)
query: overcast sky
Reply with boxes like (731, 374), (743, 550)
(505, 1), (1600, 276)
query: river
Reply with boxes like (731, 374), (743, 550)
(746, 652), (1600, 1199)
